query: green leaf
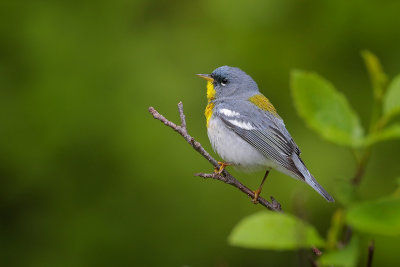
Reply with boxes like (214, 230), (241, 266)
(346, 196), (400, 236)
(228, 211), (325, 250)
(383, 74), (400, 117)
(364, 123), (400, 146)
(291, 70), (364, 147)
(361, 50), (388, 100)
(318, 236), (359, 267)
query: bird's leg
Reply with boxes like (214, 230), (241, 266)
(252, 169), (270, 204)
(214, 162), (232, 175)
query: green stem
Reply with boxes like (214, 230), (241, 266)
(352, 76), (385, 185)
(374, 111), (395, 132)
(369, 96), (382, 133)
(351, 148), (371, 185)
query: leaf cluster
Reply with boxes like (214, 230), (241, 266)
(228, 51), (400, 267)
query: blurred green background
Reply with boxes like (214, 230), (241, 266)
(1, 0), (400, 266)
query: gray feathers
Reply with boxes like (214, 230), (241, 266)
(211, 66), (259, 99)
(216, 101), (302, 177)
(205, 65), (334, 202)
(292, 155), (335, 202)
(214, 100), (335, 202)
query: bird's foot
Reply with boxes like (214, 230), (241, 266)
(214, 162), (232, 175)
(252, 188), (262, 204)
(252, 169), (270, 204)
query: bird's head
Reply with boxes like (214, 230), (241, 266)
(197, 66), (259, 101)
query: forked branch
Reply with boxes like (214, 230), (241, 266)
(148, 102), (282, 212)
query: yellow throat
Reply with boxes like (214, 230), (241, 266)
(204, 81), (216, 128)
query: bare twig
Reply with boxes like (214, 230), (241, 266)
(148, 102), (282, 212)
(367, 241), (374, 267)
(178, 102), (186, 129)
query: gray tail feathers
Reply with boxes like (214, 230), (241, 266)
(292, 155), (335, 203)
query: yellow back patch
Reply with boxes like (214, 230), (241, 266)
(204, 102), (214, 128)
(248, 94), (278, 116)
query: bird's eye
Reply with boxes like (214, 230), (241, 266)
(221, 78), (228, 86)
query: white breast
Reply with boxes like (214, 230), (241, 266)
(207, 116), (276, 171)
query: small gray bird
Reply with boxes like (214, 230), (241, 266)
(197, 66), (334, 203)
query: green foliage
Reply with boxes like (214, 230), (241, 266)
(290, 70), (364, 147)
(230, 52), (400, 266)
(364, 123), (400, 146)
(361, 50), (388, 100)
(383, 75), (400, 117)
(318, 236), (359, 267)
(2, 0), (400, 265)
(346, 196), (400, 236)
(228, 212), (325, 250)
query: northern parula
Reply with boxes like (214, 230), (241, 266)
(197, 66), (334, 203)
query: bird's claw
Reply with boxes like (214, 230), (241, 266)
(252, 189), (261, 204)
(214, 161), (231, 175)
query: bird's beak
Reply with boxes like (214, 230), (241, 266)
(196, 74), (214, 82)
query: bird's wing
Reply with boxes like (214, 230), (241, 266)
(216, 102), (303, 179)
(216, 100), (335, 202)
